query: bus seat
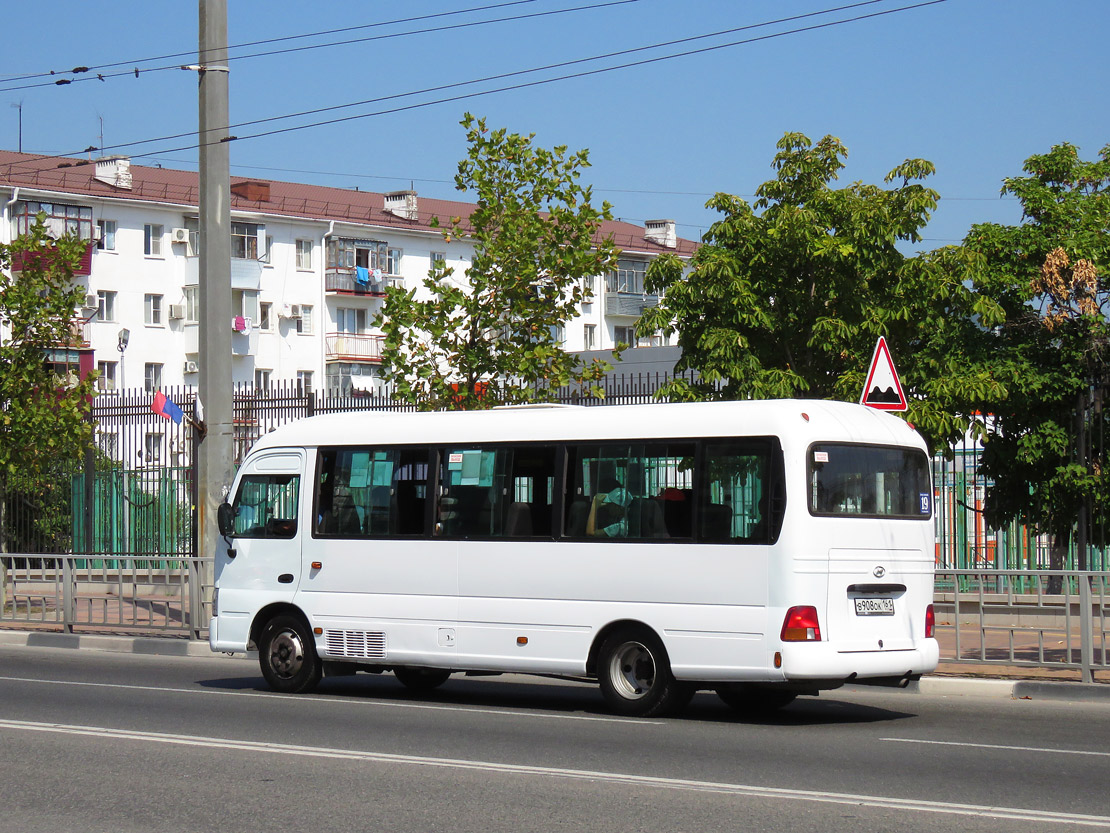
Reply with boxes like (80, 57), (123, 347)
(504, 502), (533, 537)
(630, 497), (669, 538)
(566, 497), (590, 537)
(700, 503), (732, 540)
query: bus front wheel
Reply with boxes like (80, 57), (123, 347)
(598, 628), (692, 717)
(258, 614), (322, 694)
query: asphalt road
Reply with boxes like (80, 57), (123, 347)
(1, 645), (1108, 833)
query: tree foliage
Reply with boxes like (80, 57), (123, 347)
(640, 132), (1002, 450)
(377, 114), (619, 410)
(962, 143), (1109, 546)
(0, 219), (96, 552)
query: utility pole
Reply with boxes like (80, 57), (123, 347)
(197, 0), (233, 626)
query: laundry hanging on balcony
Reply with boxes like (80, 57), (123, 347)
(355, 266), (370, 286)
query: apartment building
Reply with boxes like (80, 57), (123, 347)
(0, 151), (696, 395)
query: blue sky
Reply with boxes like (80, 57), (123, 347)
(2, 0), (1107, 250)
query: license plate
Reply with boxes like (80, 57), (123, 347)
(854, 597), (895, 616)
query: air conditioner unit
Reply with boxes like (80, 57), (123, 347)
(171, 227), (190, 244)
(183, 360), (199, 374)
(168, 304), (185, 320)
(84, 293), (98, 309)
(289, 304), (302, 318)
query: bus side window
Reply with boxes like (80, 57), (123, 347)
(232, 474), (300, 539)
(700, 441), (776, 544)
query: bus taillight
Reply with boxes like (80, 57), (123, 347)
(925, 604), (935, 638)
(781, 606), (822, 642)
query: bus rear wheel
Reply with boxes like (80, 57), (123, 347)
(715, 683), (796, 714)
(394, 667), (452, 692)
(258, 614), (321, 694)
(598, 628), (692, 717)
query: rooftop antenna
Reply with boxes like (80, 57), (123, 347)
(98, 115), (104, 156)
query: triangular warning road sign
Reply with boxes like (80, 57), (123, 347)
(860, 336), (907, 411)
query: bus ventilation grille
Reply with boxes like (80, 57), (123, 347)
(325, 629), (386, 659)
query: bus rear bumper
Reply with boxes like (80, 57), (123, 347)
(780, 637), (939, 683)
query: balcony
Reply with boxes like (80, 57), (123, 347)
(11, 240), (95, 278)
(325, 332), (384, 362)
(605, 292), (659, 318)
(325, 268), (396, 296)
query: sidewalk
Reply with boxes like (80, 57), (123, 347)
(1, 626), (1107, 703)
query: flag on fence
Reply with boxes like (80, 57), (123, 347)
(152, 390), (184, 424)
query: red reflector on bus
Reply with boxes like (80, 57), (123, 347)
(925, 603), (935, 638)
(781, 605), (821, 641)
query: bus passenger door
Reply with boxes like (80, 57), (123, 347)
(215, 451), (305, 648)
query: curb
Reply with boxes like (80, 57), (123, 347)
(0, 629), (218, 659)
(2, 630), (1108, 701)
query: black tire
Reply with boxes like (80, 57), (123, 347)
(394, 666), (452, 692)
(715, 683), (796, 714)
(597, 628), (693, 717)
(258, 614), (322, 694)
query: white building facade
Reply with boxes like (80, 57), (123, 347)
(0, 151), (696, 396)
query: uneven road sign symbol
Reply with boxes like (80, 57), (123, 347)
(860, 336), (907, 411)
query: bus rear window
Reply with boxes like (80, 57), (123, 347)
(808, 443), (931, 519)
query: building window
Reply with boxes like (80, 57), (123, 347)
(232, 289), (259, 322)
(259, 301), (272, 331)
(96, 361), (117, 392)
(231, 222), (259, 260)
(335, 307), (367, 334)
(431, 251), (446, 268)
(583, 324), (596, 350)
(96, 290), (116, 322)
(143, 432), (163, 464)
(144, 294), (163, 326)
(264, 234), (274, 264)
(184, 286), (199, 323)
(144, 223), (163, 256)
(325, 362), (381, 395)
(296, 239), (313, 270)
(327, 238), (387, 271)
(580, 274), (596, 300)
(11, 200), (93, 240)
(185, 217), (201, 257)
(606, 258), (648, 294)
(255, 368), (272, 389)
(387, 247), (403, 275)
(296, 304), (314, 335)
(144, 363), (163, 395)
(297, 370), (313, 395)
(549, 324), (565, 345)
(614, 326), (636, 347)
(96, 219), (117, 251)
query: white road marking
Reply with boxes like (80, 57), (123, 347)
(884, 737), (1110, 757)
(1, 718), (1108, 827)
(0, 674), (660, 724)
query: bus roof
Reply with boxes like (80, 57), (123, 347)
(245, 400), (927, 455)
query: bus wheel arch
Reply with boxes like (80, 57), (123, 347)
(591, 621), (693, 717)
(254, 606), (322, 694)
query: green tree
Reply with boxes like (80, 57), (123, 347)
(0, 219), (97, 553)
(377, 114), (619, 410)
(962, 143), (1109, 562)
(640, 132), (1001, 450)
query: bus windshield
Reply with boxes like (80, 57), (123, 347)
(808, 443), (931, 519)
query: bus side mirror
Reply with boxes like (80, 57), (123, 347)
(217, 502), (235, 537)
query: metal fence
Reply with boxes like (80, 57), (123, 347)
(935, 569), (1109, 683)
(0, 554), (211, 638)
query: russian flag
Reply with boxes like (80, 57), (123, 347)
(152, 390), (184, 424)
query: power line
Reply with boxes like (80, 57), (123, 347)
(48, 0), (936, 160)
(0, 0), (637, 94)
(135, 0), (949, 159)
(0, 0), (538, 86)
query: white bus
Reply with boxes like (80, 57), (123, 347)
(210, 399), (938, 717)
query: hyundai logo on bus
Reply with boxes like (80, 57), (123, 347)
(860, 336), (908, 412)
(873, 566), (886, 578)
